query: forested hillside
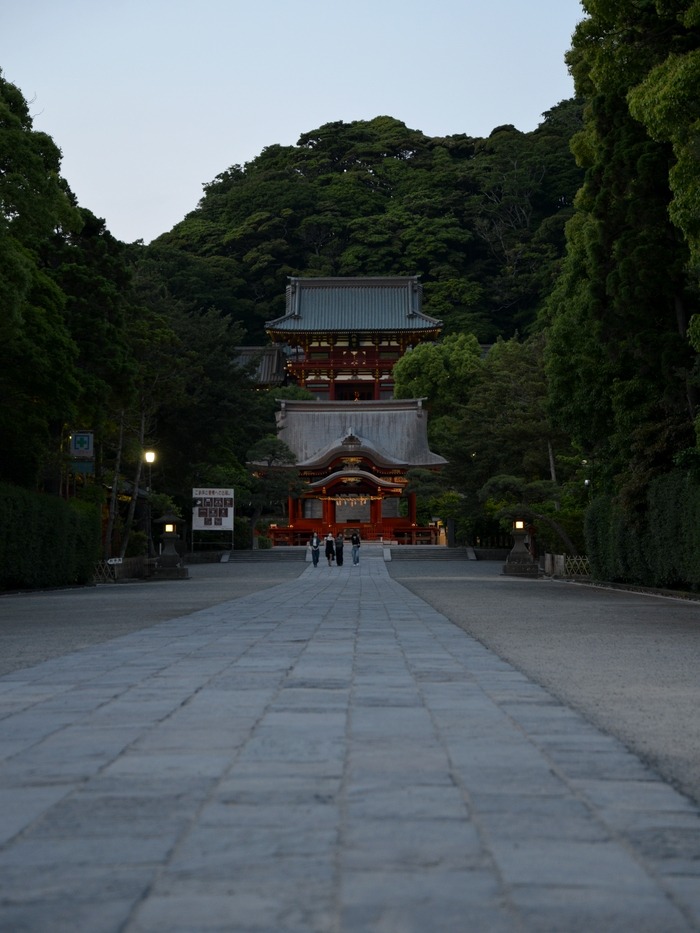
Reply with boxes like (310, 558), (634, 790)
(146, 107), (583, 343)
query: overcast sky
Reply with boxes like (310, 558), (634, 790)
(2, 0), (584, 245)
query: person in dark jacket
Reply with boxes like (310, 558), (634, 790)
(335, 532), (345, 566)
(351, 530), (361, 565)
(325, 533), (336, 566)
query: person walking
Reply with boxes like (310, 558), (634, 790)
(351, 529), (361, 565)
(325, 533), (336, 567)
(309, 532), (321, 567)
(334, 532), (345, 567)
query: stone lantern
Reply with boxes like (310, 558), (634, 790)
(152, 512), (189, 579)
(503, 519), (538, 577)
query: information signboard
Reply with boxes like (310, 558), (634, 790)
(70, 431), (94, 459)
(192, 487), (234, 531)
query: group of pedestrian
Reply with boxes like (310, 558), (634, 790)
(308, 530), (361, 566)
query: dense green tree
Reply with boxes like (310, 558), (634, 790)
(543, 1), (699, 507)
(392, 333), (483, 412)
(393, 333), (579, 544)
(0, 271), (81, 488)
(444, 335), (566, 495)
(467, 105), (584, 335)
(0, 70), (79, 338)
(628, 30), (700, 269)
(392, 332), (483, 452)
(123, 264), (265, 503)
(477, 473), (582, 554)
(626, 3), (700, 447)
(0, 71), (84, 488)
(43, 208), (135, 432)
(244, 436), (301, 546)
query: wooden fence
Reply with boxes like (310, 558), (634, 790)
(544, 554), (591, 579)
(93, 556), (150, 583)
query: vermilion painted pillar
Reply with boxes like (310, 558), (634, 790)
(370, 496), (382, 527)
(322, 496), (333, 530)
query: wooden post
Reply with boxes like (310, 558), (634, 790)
(408, 492), (417, 524)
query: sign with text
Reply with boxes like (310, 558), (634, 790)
(192, 487), (234, 531)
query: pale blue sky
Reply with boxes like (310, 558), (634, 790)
(2, 0), (584, 244)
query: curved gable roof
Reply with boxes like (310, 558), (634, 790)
(266, 276), (442, 335)
(275, 399), (447, 469)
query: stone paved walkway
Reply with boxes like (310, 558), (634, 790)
(1, 557), (699, 931)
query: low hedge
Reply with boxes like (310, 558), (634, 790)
(0, 483), (101, 590)
(585, 469), (700, 590)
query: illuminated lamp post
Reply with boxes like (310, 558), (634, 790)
(144, 450), (156, 557)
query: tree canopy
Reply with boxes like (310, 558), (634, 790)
(543, 0), (700, 507)
(148, 109), (584, 343)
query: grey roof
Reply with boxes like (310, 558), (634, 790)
(265, 276), (442, 335)
(234, 347), (287, 386)
(275, 399), (447, 469)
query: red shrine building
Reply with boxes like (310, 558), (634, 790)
(263, 276), (448, 545)
(266, 276), (442, 400)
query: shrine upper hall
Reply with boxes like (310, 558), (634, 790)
(265, 275), (442, 400)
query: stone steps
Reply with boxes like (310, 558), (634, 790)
(216, 545), (478, 563)
(223, 548), (308, 562)
(388, 546), (477, 561)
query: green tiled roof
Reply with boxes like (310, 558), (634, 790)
(265, 276), (442, 334)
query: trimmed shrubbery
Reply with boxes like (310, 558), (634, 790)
(585, 470), (700, 590)
(0, 483), (101, 590)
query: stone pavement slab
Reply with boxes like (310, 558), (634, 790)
(0, 557), (699, 931)
(387, 558), (700, 805)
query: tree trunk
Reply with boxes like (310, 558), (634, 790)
(104, 412), (124, 559)
(547, 440), (560, 511)
(249, 508), (262, 549)
(676, 294), (699, 419)
(530, 510), (578, 556)
(119, 409), (146, 559)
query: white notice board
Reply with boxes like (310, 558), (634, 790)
(192, 487), (234, 531)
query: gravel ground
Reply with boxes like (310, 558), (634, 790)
(387, 559), (700, 807)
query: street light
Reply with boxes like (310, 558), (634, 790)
(144, 450), (156, 557)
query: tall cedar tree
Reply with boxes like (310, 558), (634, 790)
(543, 1), (698, 508)
(0, 71), (83, 488)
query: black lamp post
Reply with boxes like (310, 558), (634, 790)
(144, 450), (155, 557)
